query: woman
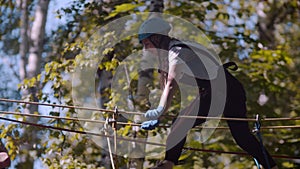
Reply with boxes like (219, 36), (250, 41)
(138, 17), (278, 169)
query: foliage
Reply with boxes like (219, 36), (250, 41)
(0, 0), (299, 168)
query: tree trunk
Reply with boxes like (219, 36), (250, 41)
(136, 0), (164, 100)
(24, 0), (49, 114)
(149, 0), (164, 13)
(28, 0), (49, 79)
(136, 0), (164, 101)
(257, 1), (276, 49)
(19, 0), (29, 81)
(257, 1), (296, 49)
(18, 1), (49, 168)
(127, 1), (165, 169)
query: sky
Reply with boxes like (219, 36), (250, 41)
(45, 0), (74, 34)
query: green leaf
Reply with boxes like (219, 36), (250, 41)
(206, 2), (218, 10)
(106, 3), (140, 19)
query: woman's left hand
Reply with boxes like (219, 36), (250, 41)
(144, 106), (164, 120)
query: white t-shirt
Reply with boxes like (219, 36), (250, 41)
(168, 40), (220, 81)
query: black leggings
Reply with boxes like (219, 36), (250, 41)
(164, 71), (276, 168)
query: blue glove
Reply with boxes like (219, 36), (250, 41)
(141, 120), (159, 130)
(144, 106), (164, 120)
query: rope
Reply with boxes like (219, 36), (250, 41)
(177, 115), (257, 121)
(0, 98), (142, 116)
(1, 98), (300, 122)
(263, 117), (300, 122)
(195, 125), (300, 130)
(1, 110), (300, 130)
(105, 117), (115, 169)
(260, 125), (300, 129)
(0, 116), (299, 160)
(0, 110), (106, 124)
(112, 107), (119, 169)
(0, 110), (139, 126)
(183, 146), (300, 160)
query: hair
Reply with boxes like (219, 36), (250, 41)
(148, 34), (170, 49)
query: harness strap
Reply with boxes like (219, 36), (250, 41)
(169, 41), (220, 66)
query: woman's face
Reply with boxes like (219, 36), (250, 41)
(142, 38), (158, 55)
